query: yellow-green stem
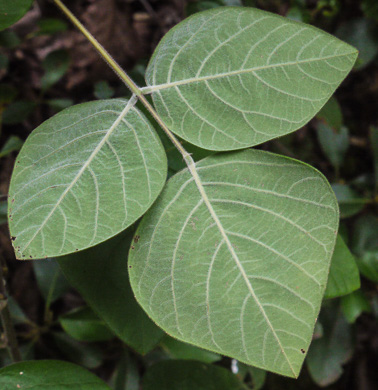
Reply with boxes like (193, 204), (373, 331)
(53, 0), (192, 164)
(53, 0), (141, 97)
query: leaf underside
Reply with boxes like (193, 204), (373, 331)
(146, 7), (358, 150)
(8, 99), (167, 259)
(129, 149), (339, 377)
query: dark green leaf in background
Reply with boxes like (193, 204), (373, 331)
(6, 296), (28, 325)
(0, 341), (35, 367)
(33, 258), (70, 303)
(58, 232), (164, 354)
(352, 215), (378, 282)
(36, 18), (68, 35)
(0, 0), (34, 31)
(41, 49), (71, 92)
(143, 360), (248, 390)
(59, 306), (115, 342)
(316, 96), (343, 131)
(316, 123), (349, 172)
(324, 234), (360, 299)
(341, 290), (372, 323)
(0, 30), (21, 48)
(332, 184), (366, 218)
(2, 101), (36, 125)
(45, 98), (74, 112)
(94, 81), (115, 100)
(0, 360), (112, 389)
(306, 302), (353, 387)
(336, 18), (378, 70)
(52, 332), (104, 369)
(0, 136), (23, 158)
(236, 362), (266, 390)
(0, 200), (7, 224)
(110, 351), (139, 390)
(161, 335), (221, 363)
(370, 126), (378, 193)
(362, 0), (378, 21)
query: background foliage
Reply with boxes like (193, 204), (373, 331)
(0, 0), (377, 389)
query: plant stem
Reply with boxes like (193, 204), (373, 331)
(0, 256), (22, 362)
(53, 0), (141, 97)
(52, 0), (192, 163)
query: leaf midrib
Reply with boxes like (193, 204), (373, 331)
(143, 51), (356, 94)
(186, 158), (296, 376)
(18, 97), (137, 257)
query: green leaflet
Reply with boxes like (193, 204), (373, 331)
(58, 232), (164, 354)
(8, 99), (167, 259)
(143, 360), (248, 390)
(0, 360), (111, 390)
(129, 149), (339, 377)
(0, 0), (33, 31)
(58, 306), (115, 342)
(324, 234), (360, 299)
(161, 335), (221, 363)
(145, 7), (357, 151)
(306, 302), (353, 387)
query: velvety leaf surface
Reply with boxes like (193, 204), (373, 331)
(143, 360), (247, 390)
(0, 360), (111, 389)
(324, 234), (360, 299)
(8, 99), (167, 259)
(129, 149), (339, 377)
(145, 7), (357, 150)
(0, 0), (33, 31)
(58, 232), (164, 354)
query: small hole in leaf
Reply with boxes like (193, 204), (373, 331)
(301, 349), (305, 354)
(11, 236), (16, 241)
